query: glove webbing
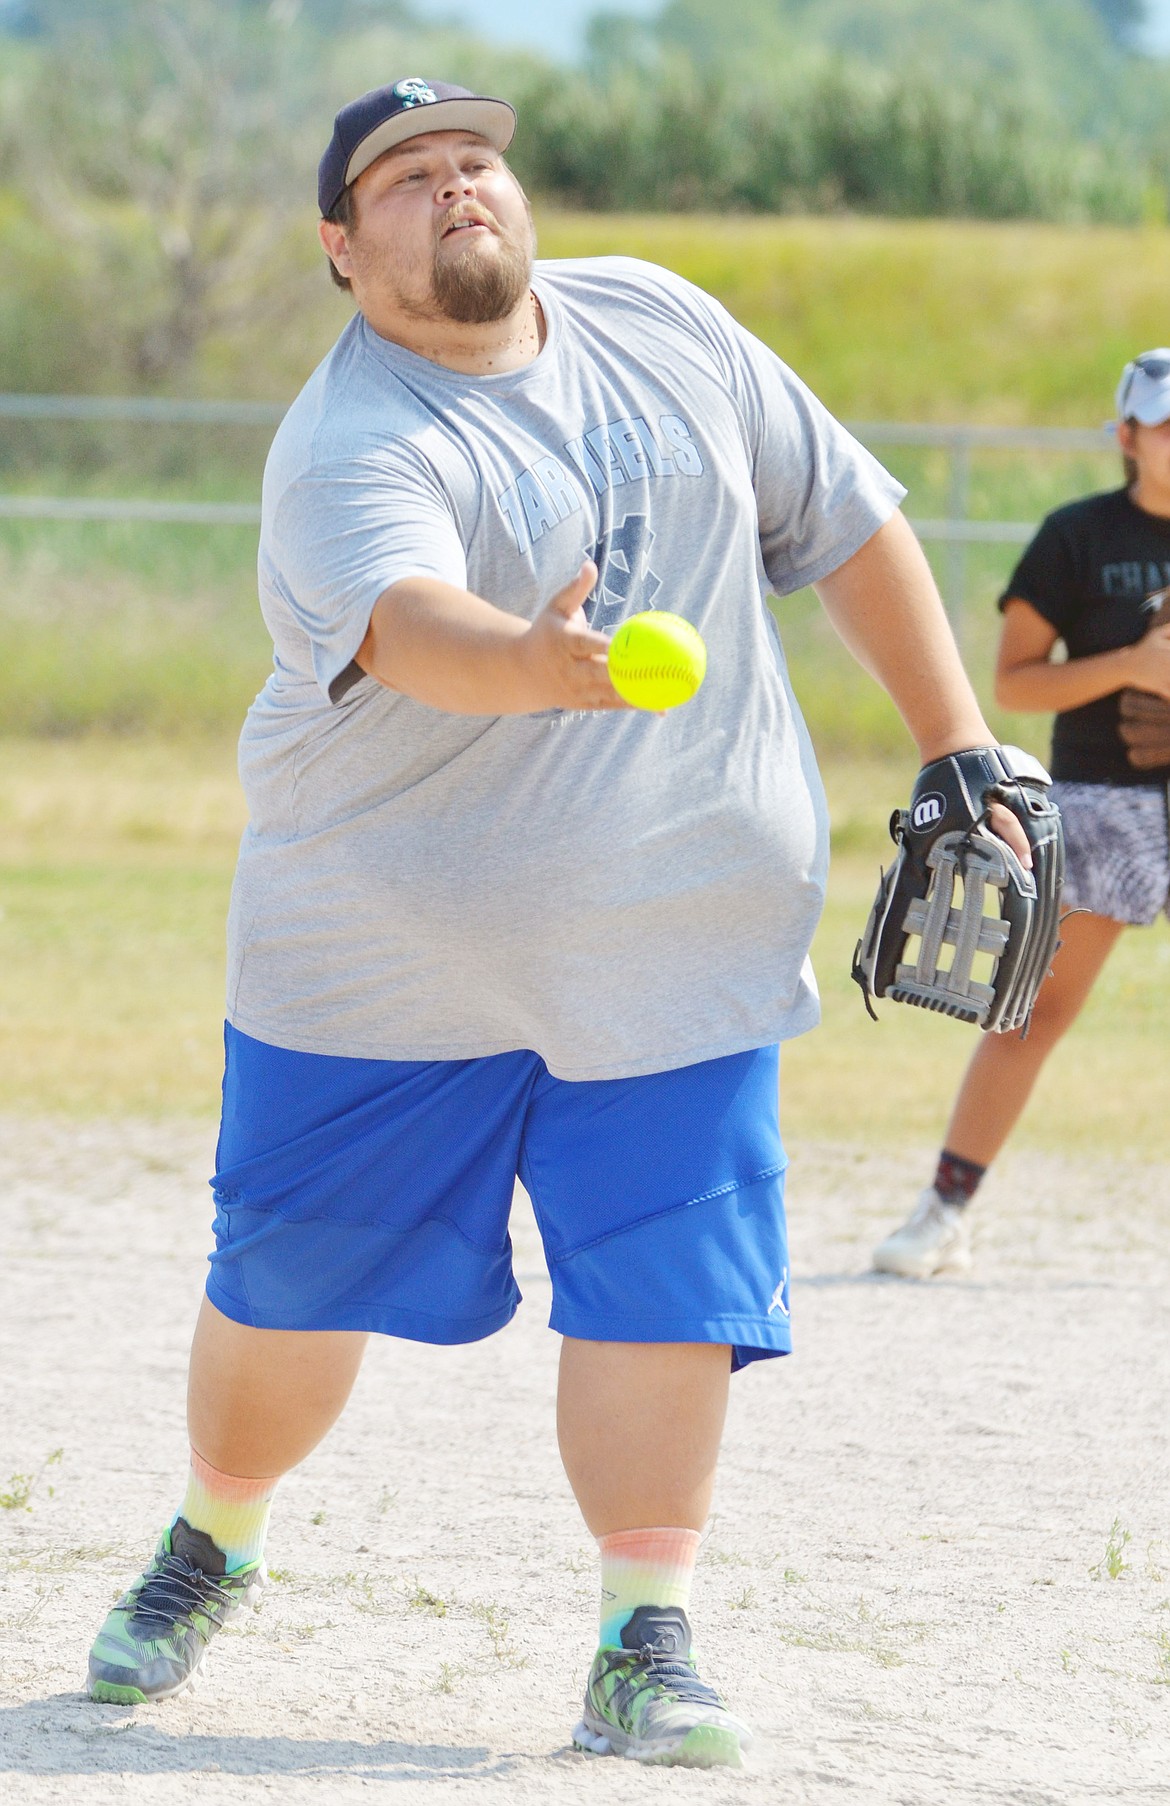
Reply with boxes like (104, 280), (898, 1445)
(890, 830), (1012, 1025)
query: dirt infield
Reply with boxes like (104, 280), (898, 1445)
(1, 1117), (1167, 1804)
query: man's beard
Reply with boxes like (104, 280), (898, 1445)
(349, 195), (537, 330)
(430, 219), (534, 323)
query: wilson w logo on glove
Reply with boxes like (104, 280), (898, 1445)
(852, 746), (1065, 1036)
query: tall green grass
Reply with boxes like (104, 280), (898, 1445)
(0, 526), (269, 736)
(0, 215), (1153, 742)
(5, 213), (1164, 422)
(3, 215), (1165, 1135)
(0, 441), (1121, 746)
(535, 213), (1170, 425)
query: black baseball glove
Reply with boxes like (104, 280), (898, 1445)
(852, 746), (1064, 1035)
(1118, 589), (1170, 770)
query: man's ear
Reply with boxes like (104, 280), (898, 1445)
(318, 217), (353, 282)
(1117, 417), (1139, 459)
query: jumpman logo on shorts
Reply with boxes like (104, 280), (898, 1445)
(768, 1270), (790, 1318)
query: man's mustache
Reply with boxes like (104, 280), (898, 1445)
(436, 203), (500, 241)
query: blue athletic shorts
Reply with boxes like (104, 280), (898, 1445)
(208, 1026), (791, 1372)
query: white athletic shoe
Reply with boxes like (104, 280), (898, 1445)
(872, 1187), (973, 1279)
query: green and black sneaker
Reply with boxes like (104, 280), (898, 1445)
(572, 1605), (751, 1769)
(87, 1517), (264, 1704)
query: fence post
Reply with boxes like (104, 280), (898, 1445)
(946, 432), (970, 645)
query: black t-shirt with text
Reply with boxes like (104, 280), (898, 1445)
(999, 486), (1170, 785)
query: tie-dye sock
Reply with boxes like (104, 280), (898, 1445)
(598, 1526), (701, 1650)
(172, 1449), (277, 1573)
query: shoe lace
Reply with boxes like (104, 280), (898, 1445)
(132, 1554), (237, 1636)
(598, 1643), (723, 1710)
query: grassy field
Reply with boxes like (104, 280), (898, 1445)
(0, 739), (244, 1115)
(0, 451), (1122, 744)
(532, 214), (1170, 426)
(0, 212), (1150, 739)
(24, 210), (1159, 424)
(3, 736), (1167, 1154)
(10, 211), (1168, 418)
(2, 213), (1167, 1138)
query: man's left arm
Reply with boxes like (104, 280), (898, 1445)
(813, 510), (995, 764)
(688, 296), (1035, 863)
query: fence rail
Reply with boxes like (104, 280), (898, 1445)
(0, 397), (1120, 604)
(0, 496), (260, 524)
(0, 393), (286, 426)
(0, 498), (1045, 541)
(0, 393), (1115, 446)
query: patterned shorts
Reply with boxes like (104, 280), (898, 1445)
(1050, 780), (1170, 926)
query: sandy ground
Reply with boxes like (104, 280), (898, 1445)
(1, 1117), (1167, 1805)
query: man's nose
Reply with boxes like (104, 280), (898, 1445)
(437, 169), (476, 203)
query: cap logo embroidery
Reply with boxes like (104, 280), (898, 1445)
(393, 78), (438, 107)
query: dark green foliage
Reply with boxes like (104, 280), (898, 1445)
(645, 0), (1167, 139)
(2, 0), (333, 389)
(3, 0), (1168, 243)
(0, 0), (1168, 397)
(507, 56), (1148, 222)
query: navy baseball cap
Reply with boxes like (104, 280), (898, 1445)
(318, 78), (517, 216)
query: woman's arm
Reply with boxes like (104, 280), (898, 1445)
(995, 596), (1170, 711)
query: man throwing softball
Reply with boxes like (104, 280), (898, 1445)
(85, 76), (1028, 1766)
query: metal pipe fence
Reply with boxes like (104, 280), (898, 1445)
(0, 395), (1118, 612)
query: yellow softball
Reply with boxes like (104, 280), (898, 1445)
(607, 611), (707, 711)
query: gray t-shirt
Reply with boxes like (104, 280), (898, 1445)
(227, 257), (904, 1078)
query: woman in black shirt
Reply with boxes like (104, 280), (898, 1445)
(874, 350), (1170, 1277)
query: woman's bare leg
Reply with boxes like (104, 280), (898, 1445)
(941, 911), (1125, 1168)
